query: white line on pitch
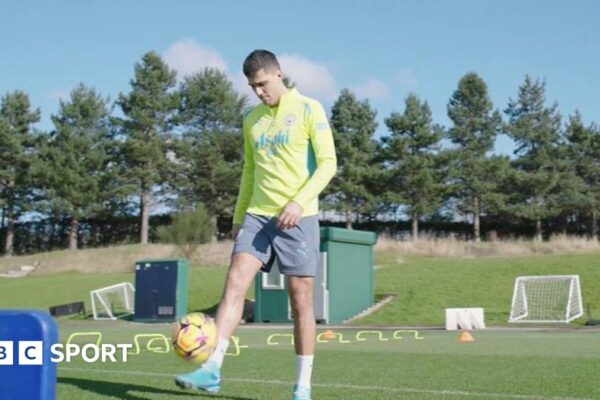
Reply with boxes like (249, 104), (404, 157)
(59, 367), (596, 400)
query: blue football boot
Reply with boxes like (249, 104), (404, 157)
(292, 384), (311, 400)
(175, 360), (221, 393)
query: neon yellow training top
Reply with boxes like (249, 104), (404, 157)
(233, 88), (337, 224)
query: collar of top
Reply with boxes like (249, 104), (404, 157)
(273, 88), (299, 110)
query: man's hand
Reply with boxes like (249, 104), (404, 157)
(277, 201), (304, 230)
(231, 224), (241, 239)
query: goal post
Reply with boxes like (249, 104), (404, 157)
(508, 275), (583, 323)
(90, 282), (135, 320)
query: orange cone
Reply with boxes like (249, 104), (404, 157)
(321, 329), (336, 340)
(458, 330), (475, 342)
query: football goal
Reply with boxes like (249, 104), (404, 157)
(508, 275), (583, 323)
(90, 282), (135, 320)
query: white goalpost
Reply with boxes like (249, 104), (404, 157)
(90, 282), (135, 320)
(508, 275), (583, 323)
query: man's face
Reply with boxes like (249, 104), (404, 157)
(247, 68), (283, 107)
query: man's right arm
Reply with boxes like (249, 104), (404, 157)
(232, 120), (254, 227)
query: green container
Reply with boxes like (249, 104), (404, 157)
(254, 266), (289, 323)
(320, 227), (377, 323)
(133, 258), (189, 322)
(254, 227), (377, 324)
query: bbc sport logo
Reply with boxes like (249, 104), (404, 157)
(0, 341), (132, 365)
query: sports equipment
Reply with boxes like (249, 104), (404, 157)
(90, 282), (134, 320)
(508, 275), (583, 323)
(175, 360), (221, 393)
(172, 312), (217, 364)
(293, 384), (312, 400)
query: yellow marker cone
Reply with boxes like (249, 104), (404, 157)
(458, 330), (475, 342)
(321, 329), (336, 340)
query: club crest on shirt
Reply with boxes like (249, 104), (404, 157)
(255, 116), (268, 127)
(284, 114), (297, 127)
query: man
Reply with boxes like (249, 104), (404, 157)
(175, 49), (337, 400)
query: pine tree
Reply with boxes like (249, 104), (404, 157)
(0, 91), (40, 255)
(383, 94), (446, 240)
(115, 51), (178, 244)
(173, 68), (247, 236)
(564, 112), (600, 239)
(38, 84), (112, 250)
(504, 76), (564, 241)
(327, 89), (379, 229)
(447, 72), (506, 241)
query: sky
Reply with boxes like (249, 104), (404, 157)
(1, 0), (599, 156)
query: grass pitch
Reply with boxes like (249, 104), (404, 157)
(2, 252), (600, 326)
(56, 322), (600, 400)
(2, 249), (600, 398)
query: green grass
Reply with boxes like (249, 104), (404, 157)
(2, 253), (598, 326)
(54, 323), (600, 399)
(0, 266), (239, 315)
(366, 252), (600, 326)
(3, 252), (600, 399)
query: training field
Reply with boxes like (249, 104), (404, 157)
(56, 322), (600, 400)
(2, 248), (600, 399)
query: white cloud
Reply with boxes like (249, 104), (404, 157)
(279, 54), (338, 101)
(393, 69), (418, 91)
(161, 45), (341, 105)
(350, 78), (390, 101)
(232, 71), (257, 102)
(163, 39), (228, 78)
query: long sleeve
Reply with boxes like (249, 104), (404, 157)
(292, 103), (337, 209)
(232, 121), (255, 224)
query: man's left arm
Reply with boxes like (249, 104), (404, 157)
(278, 102), (336, 229)
(292, 102), (337, 207)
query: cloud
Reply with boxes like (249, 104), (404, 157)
(163, 39), (228, 78)
(231, 71), (256, 101)
(350, 78), (391, 101)
(161, 44), (340, 104)
(393, 69), (418, 91)
(279, 54), (338, 101)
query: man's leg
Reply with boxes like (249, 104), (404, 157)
(288, 275), (315, 400)
(175, 252), (263, 392)
(215, 252), (264, 341)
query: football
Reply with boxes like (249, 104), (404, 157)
(172, 312), (218, 364)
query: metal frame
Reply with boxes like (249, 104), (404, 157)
(508, 275), (582, 323)
(90, 282), (135, 320)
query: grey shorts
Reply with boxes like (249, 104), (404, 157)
(232, 213), (320, 277)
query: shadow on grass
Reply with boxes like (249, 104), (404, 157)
(59, 376), (257, 400)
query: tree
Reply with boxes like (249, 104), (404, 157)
(327, 89), (379, 229)
(504, 76), (564, 241)
(383, 94), (446, 240)
(38, 84), (112, 250)
(0, 91), (41, 255)
(115, 51), (178, 244)
(564, 112), (600, 239)
(156, 203), (213, 260)
(173, 68), (247, 237)
(447, 72), (505, 241)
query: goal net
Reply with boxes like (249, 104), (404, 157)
(90, 282), (135, 320)
(508, 275), (583, 323)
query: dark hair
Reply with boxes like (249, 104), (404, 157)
(243, 50), (281, 77)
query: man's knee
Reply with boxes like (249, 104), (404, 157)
(223, 274), (246, 299)
(288, 277), (314, 315)
(223, 253), (262, 300)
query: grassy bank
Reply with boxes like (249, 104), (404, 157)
(1, 246), (599, 326)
